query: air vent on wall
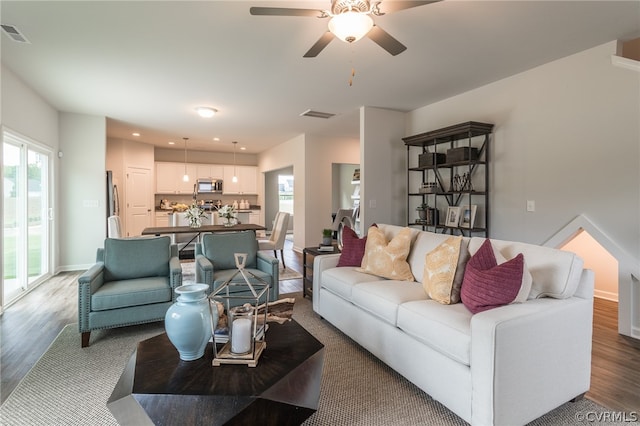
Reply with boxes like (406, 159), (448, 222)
(1, 24), (30, 43)
(300, 109), (335, 119)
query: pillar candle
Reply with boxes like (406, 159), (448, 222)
(231, 318), (252, 354)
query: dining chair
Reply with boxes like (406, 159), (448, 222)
(107, 215), (123, 238)
(257, 211), (290, 269)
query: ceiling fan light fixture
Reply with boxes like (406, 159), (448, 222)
(328, 11), (373, 43)
(195, 107), (217, 118)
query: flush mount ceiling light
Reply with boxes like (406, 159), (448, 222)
(195, 107), (217, 118)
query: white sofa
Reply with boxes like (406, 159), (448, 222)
(312, 224), (594, 426)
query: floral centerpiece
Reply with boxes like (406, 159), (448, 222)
(185, 203), (206, 228)
(217, 204), (237, 227)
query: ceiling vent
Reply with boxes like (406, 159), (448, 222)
(1, 24), (30, 43)
(300, 109), (335, 119)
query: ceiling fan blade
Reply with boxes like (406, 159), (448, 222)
(303, 32), (335, 58)
(250, 7), (324, 17)
(367, 25), (406, 56)
(376, 0), (440, 14)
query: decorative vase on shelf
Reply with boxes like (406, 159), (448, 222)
(223, 217), (233, 227)
(165, 283), (212, 361)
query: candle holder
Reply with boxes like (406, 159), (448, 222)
(209, 253), (269, 367)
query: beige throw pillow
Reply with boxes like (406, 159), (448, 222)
(358, 226), (415, 281)
(422, 236), (469, 304)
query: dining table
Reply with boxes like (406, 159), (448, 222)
(141, 223), (267, 256)
(141, 223), (266, 237)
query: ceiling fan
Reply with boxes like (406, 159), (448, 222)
(250, 0), (439, 57)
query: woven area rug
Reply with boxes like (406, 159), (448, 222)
(181, 261), (302, 282)
(0, 293), (614, 426)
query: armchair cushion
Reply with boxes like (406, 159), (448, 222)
(201, 231), (258, 270)
(103, 237), (171, 281)
(91, 277), (172, 311)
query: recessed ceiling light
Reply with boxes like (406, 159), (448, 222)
(196, 107), (217, 118)
(132, 132), (141, 137)
(213, 137), (220, 142)
(240, 146), (247, 151)
(168, 141), (175, 145)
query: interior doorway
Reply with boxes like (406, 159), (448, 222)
(264, 166), (293, 233)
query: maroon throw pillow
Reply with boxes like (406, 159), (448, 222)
(337, 226), (368, 267)
(461, 239), (524, 314)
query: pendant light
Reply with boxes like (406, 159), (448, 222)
(182, 137), (189, 182)
(232, 141), (238, 183)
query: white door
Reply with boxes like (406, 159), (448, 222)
(126, 166), (153, 236)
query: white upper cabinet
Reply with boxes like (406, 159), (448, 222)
(223, 165), (258, 194)
(196, 164), (224, 180)
(156, 162), (197, 194)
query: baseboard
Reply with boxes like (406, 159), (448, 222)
(594, 290), (618, 302)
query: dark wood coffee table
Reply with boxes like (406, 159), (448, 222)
(107, 320), (324, 426)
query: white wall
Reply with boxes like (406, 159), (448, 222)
(406, 41), (640, 263)
(305, 134), (359, 248)
(360, 106), (406, 229)
(259, 133), (359, 251)
(1, 65), (60, 272)
(259, 134), (306, 251)
(59, 113), (106, 269)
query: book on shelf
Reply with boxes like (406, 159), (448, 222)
(317, 245), (335, 252)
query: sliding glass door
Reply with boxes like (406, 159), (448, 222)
(2, 131), (51, 308)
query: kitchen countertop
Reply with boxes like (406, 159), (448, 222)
(155, 206), (260, 212)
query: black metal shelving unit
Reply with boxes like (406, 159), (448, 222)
(402, 121), (493, 237)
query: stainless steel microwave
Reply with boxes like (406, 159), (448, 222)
(197, 179), (223, 194)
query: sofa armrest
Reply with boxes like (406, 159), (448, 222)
(169, 256), (182, 300)
(312, 253), (341, 312)
(470, 296), (594, 426)
(77, 262), (105, 333)
(257, 252), (280, 301)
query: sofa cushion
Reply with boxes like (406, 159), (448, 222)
(337, 225), (368, 267)
(92, 276), (172, 311)
(397, 300), (473, 366)
(201, 231), (258, 270)
(351, 280), (427, 326)
(422, 236), (470, 304)
(103, 237), (171, 282)
(469, 237), (583, 299)
(405, 230), (471, 283)
(461, 239), (526, 314)
(321, 267), (386, 301)
(358, 226), (415, 281)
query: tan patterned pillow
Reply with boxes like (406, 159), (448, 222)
(358, 226), (415, 281)
(422, 236), (468, 304)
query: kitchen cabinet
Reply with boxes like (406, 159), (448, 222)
(249, 212), (262, 226)
(155, 211), (171, 227)
(156, 162), (197, 194)
(223, 166), (258, 194)
(196, 164), (224, 180)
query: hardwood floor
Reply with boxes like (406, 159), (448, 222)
(2, 239), (639, 415)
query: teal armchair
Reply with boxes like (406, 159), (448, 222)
(195, 231), (279, 303)
(78, 236), (182, 347)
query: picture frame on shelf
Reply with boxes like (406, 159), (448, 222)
(459, 205), (477, 229)
(445, 206), (461, 227)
